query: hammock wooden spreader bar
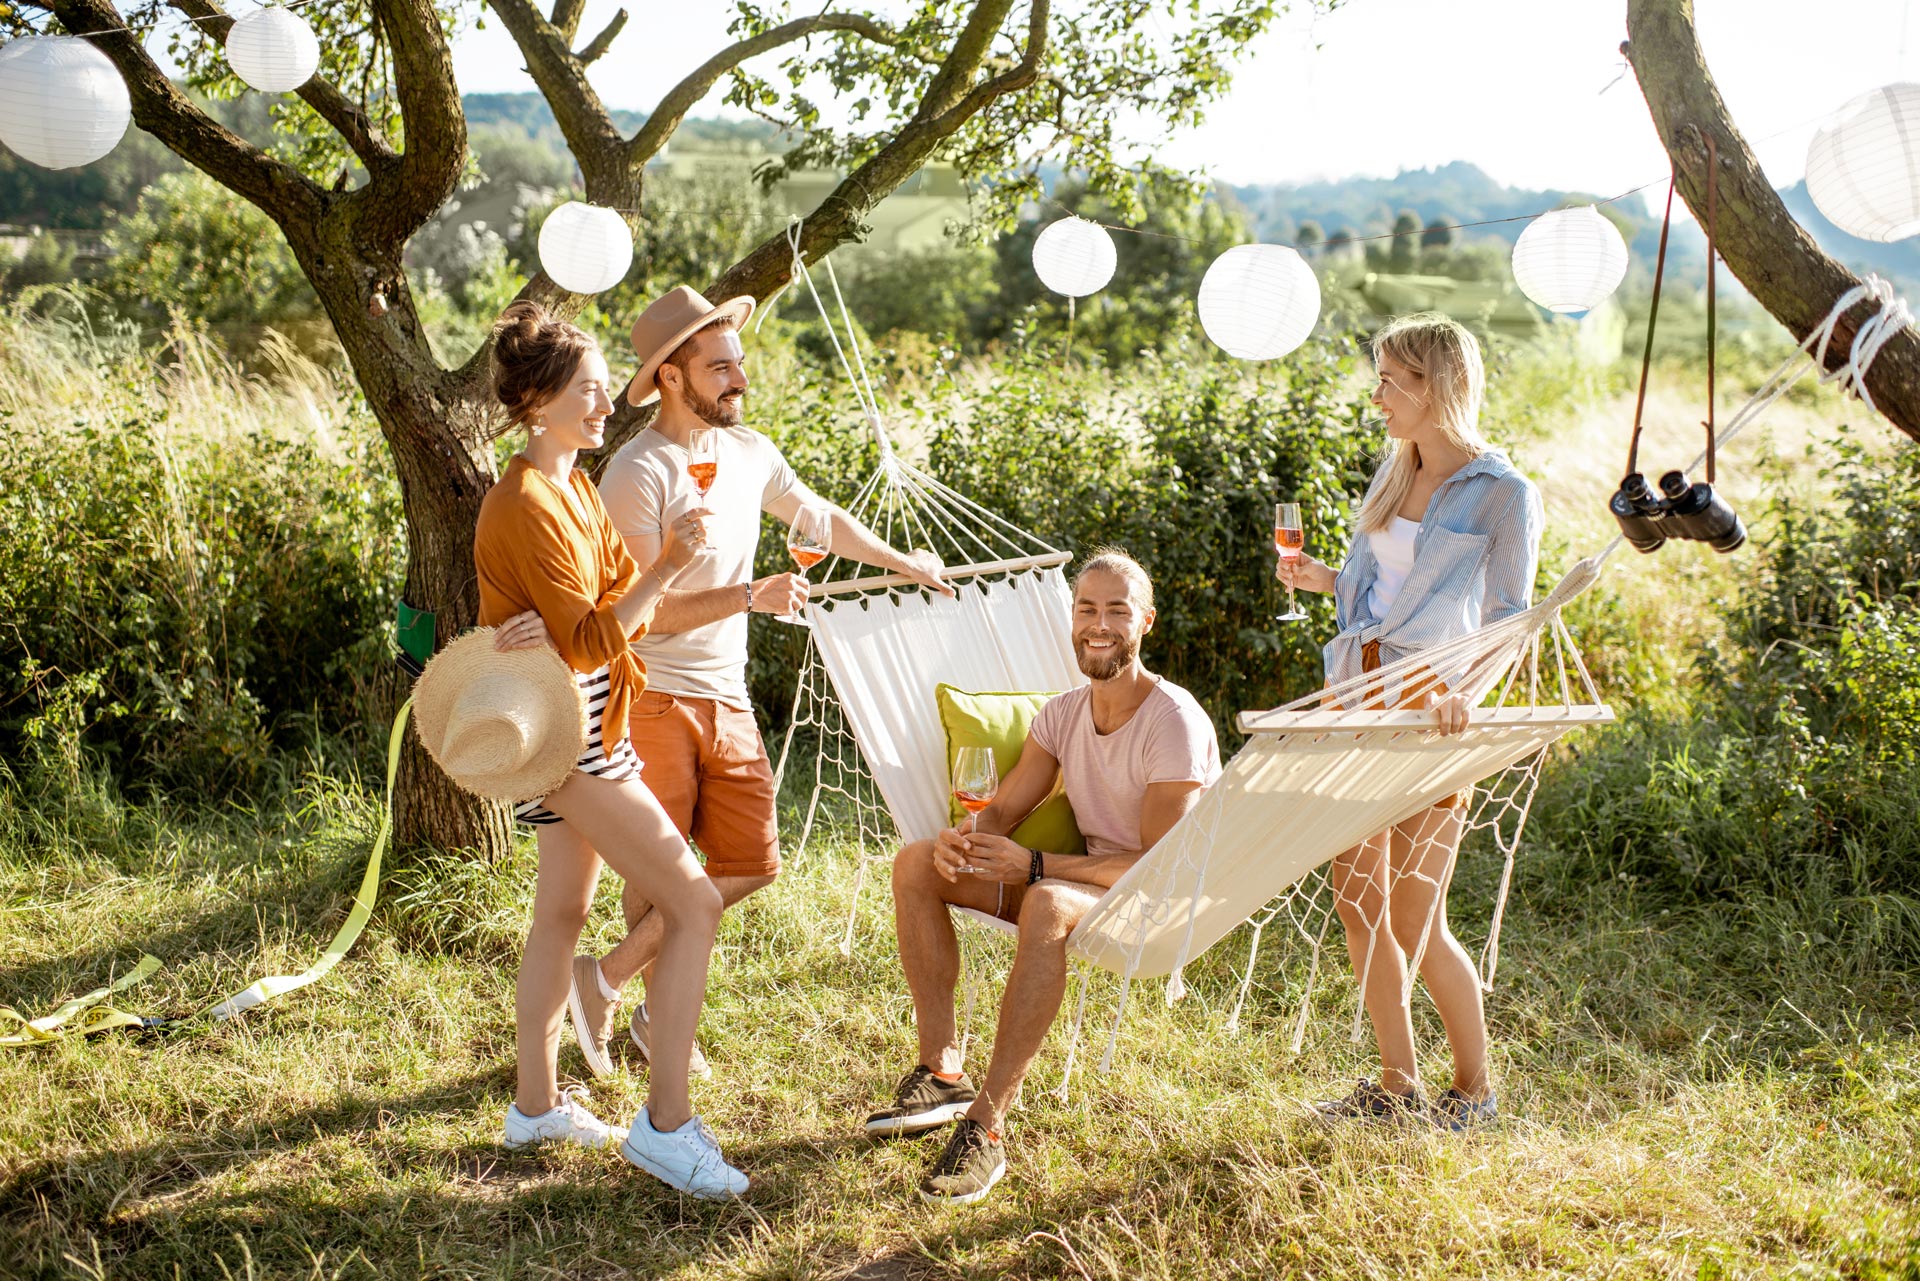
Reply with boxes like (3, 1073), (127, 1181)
(809, 550), (1074, 598)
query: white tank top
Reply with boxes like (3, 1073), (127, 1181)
(1366, 517), (1421, 620)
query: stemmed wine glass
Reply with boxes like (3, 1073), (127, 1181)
(777, 505), (831, 626)
(951, 745), (998, 819)
(687, 427), (718, 498)
(950, 745), (999, 873)
(1274, 501), (1307, 622)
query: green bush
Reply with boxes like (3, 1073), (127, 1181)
(1529, 436), (1920, 944)
(0, 407), (401, 797)
(100, 170), (320, 328)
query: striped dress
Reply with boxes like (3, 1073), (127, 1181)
(513, 663), (643, 825)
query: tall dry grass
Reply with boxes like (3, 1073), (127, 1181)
(0, 287), (356, 456)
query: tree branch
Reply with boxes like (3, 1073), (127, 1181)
(549, 0), (586, 44)
(1626, 0), (1920, 443)
(42, 0), (325, 227)
(627, 11), (922, 163)
(576, 8), (626, 66)
(484, 0), (626, 172)
(598, 0), (1049, 436)
(356, 0), (466, 241)
(162, 0), (397, 173)
(928, 0), (1047, 132)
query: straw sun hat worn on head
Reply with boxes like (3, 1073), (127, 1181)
(627, 285), (756, 407)
(412, 629), (586, 803)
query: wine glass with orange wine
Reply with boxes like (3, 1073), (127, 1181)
(777, 505), (831, 626)
(1274, 501), (1307, 622)
(687, 427), (718, 498)
(951, 746), (998, 870)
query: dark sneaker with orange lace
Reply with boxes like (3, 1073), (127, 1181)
(864, 1065), (977, 1136)
(1430, 1087), (1498, 1131)
(1311, 1078), (1427, 1124)
(917, 1118), (1006, 1205)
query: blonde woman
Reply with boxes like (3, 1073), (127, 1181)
(1277, 312), (1542, 1130)
(475, 300), (746, 1197)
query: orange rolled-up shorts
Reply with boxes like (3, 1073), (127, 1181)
(1359, 638), (1466, 811)
(627, 690), (781, 878)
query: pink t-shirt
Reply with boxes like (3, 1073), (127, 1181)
(1027, 678), (1222, 857)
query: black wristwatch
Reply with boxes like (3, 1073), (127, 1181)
(1026, 847), (1045, 885)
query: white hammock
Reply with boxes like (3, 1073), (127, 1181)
(772, 239), (1908, 1071)
(766, 230), (1087, 955)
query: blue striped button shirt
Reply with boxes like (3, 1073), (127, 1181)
(1324, 448), (1545, 687)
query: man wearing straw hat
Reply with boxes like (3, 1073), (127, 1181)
(567, 284), (953, 1078)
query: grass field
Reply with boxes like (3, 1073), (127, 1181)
(2, 310), (1914, 1278)
(2, 755), (1916, 1280)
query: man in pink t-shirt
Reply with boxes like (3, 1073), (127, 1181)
(864, 550), (1222, 1205)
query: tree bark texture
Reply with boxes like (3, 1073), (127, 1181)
(1626, 0), (1920, 443)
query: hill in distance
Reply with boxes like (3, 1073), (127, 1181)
(1222, 159), (1703, 269)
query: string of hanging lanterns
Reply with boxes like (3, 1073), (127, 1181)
(2, 20), (1917, 318)
(0, 6), (320, 171)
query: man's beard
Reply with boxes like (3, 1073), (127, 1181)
(687, 384), (744, 428)
(1075, 632), (1138, 681)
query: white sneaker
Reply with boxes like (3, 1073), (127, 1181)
(503, 1085), (615, 1150)
(619, 1106), (749, 1199)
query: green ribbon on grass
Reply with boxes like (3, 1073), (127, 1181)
(0, 698), (412, 1047)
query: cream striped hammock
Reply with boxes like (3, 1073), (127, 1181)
(771, 246), (1906, 1076)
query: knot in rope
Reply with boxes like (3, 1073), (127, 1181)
(1821, 274), (1912, 415)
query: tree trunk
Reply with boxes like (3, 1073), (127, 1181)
(1626, 0), (1920, 443)
(305, 231), (517, 863)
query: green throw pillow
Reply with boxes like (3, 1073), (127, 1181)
(934, 683), (1086, 856)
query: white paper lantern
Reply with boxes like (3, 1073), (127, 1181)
(224, 7), (321, 95)
(1031, 215), (1116, 297)
(1510, 205), (1629, 314)
(0, 36), (131, 171)
(1196, 244), (1321, 360)
(1807, 83), (1920, 242)
(537, 201), (633, 294)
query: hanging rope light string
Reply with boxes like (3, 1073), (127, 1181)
(6, 0), (331, 43)
(1038, 105), (1851, 260)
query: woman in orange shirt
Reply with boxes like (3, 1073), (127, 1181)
(478, 301), (744, 1198)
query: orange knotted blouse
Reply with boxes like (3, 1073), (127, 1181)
(473, 454), (647, 752)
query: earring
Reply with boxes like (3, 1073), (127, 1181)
(531, 418), (546, 437)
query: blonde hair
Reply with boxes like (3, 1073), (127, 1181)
(1073, 546), (1155, 613)
(1355, 313), (1491, 533)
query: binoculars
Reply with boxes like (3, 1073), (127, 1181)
(1608, 470), (1746, 554)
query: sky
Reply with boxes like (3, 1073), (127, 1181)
(439, 0), (1914, 197)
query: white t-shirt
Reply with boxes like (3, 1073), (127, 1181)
(1366, 517), (1420, 620)
(598, 425), (799, 708)
(1027, 678), (1222, 858)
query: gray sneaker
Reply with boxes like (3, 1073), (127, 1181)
(629, 1002), (712, 1080)
(917, 1118), (1005, 1205)
(865, 1065), (978, 1136)
(1311, 1078), (1427, 1124)
(1431, 1087), (1498, 1131)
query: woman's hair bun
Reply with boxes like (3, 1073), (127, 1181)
(489, 301), (597, 436)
